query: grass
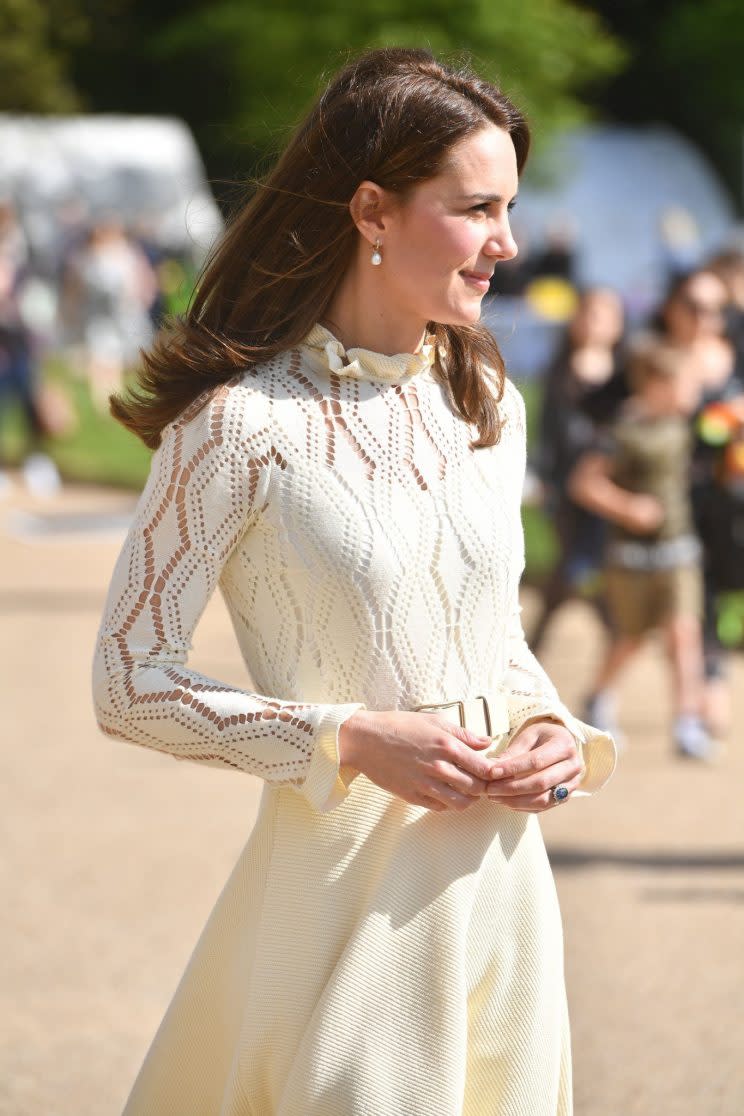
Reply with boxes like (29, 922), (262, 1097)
(515, 376), (557, 579)
(1, 358), (151, 489)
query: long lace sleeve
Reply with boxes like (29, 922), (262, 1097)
(91, 383), (365, 813)
(500, 380), (617, 795)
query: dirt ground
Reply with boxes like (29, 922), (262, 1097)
(2, 479), (743, 1116)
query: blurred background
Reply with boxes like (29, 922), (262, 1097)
(2, 3), (743, 1115)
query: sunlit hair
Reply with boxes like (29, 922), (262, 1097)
(112, 47), (530, 449)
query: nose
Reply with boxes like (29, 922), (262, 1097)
(483, 217), (518, 263)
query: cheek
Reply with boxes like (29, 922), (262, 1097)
(397, 215), (480, 279)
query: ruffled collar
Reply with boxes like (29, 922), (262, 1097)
(299, 322), (438, 383)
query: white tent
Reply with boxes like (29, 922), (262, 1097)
(0, 114), (223, 273)
(516, 123), (737, 307)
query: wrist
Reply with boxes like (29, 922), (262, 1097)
(338, 709), (372, 769)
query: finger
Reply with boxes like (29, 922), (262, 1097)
(410, 793), (446, 812)
(488, 737), (575, 783)
(485, 757), (583, 798)
(447, 738), (502, 784)
(447, 722), (494, 748)
(486, 793), (553, 813)
(421, 796), (447, 813)
(430, 758), (488, 797)
(501, 718), (570, 754)
(488, 772), (584, 812)
(428, 782), (481, 811)
(497, 725), (542, 755)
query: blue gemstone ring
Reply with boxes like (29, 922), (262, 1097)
(551, 784), (570, 805)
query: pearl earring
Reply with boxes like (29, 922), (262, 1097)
(370, 239), (382, 266)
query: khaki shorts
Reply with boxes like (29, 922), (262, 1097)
(605, 564), (703, 638)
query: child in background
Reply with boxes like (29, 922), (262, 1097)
(530, 286), (628, 652)
(569, 337), (715, 759)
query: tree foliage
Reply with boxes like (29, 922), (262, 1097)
(0, 0), (623, 192)
(7, 0), (744, 205)
(150, 0), (624, 163)
(0, 0), (87, 111)
(590, 0), (744, 204)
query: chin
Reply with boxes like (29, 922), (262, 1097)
(453, 305), (484, 326)
(434, 301), (484, 327)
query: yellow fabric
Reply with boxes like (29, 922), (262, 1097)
(93, 327), (616, 1114)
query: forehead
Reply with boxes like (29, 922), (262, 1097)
(684, 272), (727, 300)
(584, 290), (623, 315)
(437, 125), (519, 195)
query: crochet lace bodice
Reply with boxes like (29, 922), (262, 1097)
(92, 326), (615, 812)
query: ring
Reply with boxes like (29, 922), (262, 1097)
(551, 784), (570, 805)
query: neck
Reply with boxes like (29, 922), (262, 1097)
(323, 252), (429, 356)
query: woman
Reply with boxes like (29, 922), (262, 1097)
(93, 48), (616, 1115)
(655, 267), (744, 741)
(530, 286), (628, 655)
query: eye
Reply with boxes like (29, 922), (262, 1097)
(469, 200), (518, 214)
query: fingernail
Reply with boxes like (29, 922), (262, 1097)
(489, 766), (504, 778)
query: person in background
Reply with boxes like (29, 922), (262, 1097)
(570, 336), (713, 758)
(530, 286), (628, 652)
(655, 266), (744, 739)
(706, 249), (744, 365)
(0, 201), (63, 497)
(58, 217), (157, 412)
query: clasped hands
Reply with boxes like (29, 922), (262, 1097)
(339, 709), (585, 814)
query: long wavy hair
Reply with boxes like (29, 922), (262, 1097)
(112, 47), (530, 449)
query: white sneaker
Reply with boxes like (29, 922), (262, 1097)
(674, 715), (717, 762)
(22, 453), (62, 498)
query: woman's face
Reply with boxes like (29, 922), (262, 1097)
(664, 271), (728, 344)
(380, 125), (519, 327)
(569, 289), (624, 348)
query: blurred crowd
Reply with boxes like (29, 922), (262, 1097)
(0, 197), (195, 495)
(523, 258), (744, 761)
(3, 187), (744, 760)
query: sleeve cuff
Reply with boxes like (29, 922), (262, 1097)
(302, 703), (367, 812)
(563, 714), (618, 796)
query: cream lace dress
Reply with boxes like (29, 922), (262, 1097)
(92, 324), (616, 1115)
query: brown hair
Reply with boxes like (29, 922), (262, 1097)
(112, 47), (530, 449)
(628, 336), (689, 392)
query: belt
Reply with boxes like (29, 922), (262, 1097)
(606, 533), (701, 570)
(412, 690), (511, 759)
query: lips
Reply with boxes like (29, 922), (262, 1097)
(460, 270), (493, 291)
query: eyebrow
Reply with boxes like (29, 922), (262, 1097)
(458, 192), (518, 204)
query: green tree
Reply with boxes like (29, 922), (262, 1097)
(55, 0), (624, 193)
(0, 0), (87, 111)
(590, 0), (744, 206)
(152, 0), (623, 156)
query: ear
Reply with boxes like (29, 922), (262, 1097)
(349, 180), (394, 247)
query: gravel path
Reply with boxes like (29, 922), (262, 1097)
(2, 481), (742, 1116)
